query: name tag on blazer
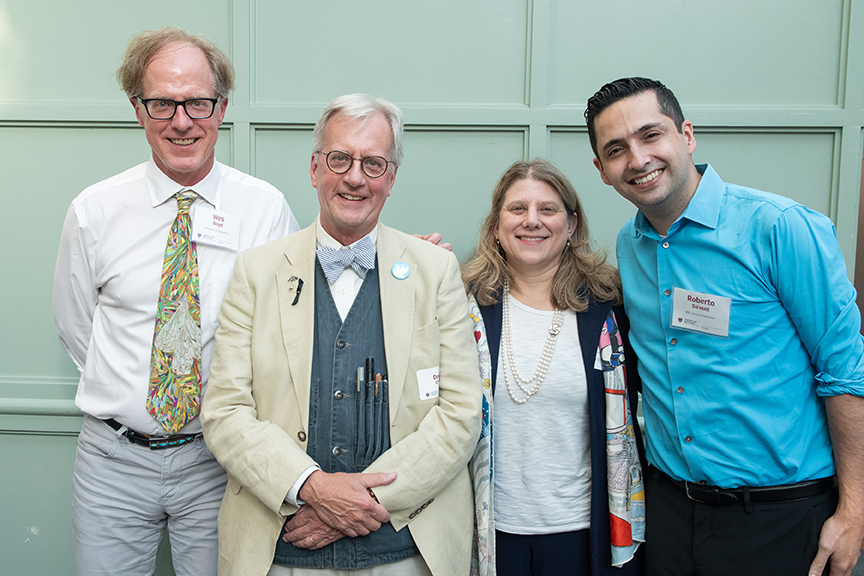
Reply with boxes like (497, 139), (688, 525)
(417, 366), (440, 400)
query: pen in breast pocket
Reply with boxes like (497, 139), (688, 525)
(365, 358), (374, 388)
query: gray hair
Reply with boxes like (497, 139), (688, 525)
(311, 94), (404, 167)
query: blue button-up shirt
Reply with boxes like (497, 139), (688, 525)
(618, 163), (864, 487)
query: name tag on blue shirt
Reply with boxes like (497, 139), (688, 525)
(671, 288), (731, 338)
(192, 208), (240, 251)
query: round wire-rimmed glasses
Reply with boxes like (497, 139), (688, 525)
(318, 150), (393, 178)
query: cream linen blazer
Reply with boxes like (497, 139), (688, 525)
(201, 221), (482, 576)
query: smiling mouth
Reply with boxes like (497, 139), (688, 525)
(517, 236), (548, 242)
(631, 169), (662, 185)
(170, 138), (197, 146)
(339, 193), (365, 201)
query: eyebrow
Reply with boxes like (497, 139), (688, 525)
(601, 122), (667, 155)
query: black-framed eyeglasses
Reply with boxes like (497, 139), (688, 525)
(138, 98), (220, 120)
(317, 150), (393, 178)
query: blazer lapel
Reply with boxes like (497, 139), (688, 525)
(377, 224), (414, 417)
(276, 223), (318, 432)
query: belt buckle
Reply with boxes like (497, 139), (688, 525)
(148, 435), (194, 450)
(685, 481), (739, 505)
(684, 482), (701, 503)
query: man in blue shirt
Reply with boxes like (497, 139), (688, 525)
(584, 77), (864, 576)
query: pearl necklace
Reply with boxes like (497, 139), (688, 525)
(501, 279), (564, 404)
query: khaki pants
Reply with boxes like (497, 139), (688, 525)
(266, 555), (432, 576)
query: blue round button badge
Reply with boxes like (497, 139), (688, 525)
(391, 261), (410, 280)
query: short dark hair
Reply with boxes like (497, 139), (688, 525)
(585, 77), (685, 158)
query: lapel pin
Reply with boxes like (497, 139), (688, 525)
(287, 276), (304, 305)
(391, 261), (410, 280)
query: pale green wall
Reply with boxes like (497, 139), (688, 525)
(2, 0), (863, 574)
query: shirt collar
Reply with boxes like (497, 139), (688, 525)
(145, 156), (222, 209)
(633, 163), (723, 238)
(315, 217), (379, 252)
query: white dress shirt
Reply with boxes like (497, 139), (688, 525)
(285, 219), (379, 505)
(53, 158), (300, 435)
(316, 219), (378, 321)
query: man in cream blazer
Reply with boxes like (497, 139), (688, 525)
(201, 94), (482, 576)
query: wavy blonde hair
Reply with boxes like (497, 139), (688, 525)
(461, 159), (621, 311)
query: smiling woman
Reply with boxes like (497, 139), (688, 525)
(462, 159), (646, 576)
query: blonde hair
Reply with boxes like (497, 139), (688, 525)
(117, 27), (234, 99)
(461, 159), (621, 311)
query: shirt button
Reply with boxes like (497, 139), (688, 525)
(677, 387), (684, 394)
(336, 340), (346, 349)
(332, 446), (343, 456)
(341, 287), (348, 294)
(662, 241), (670, 249)
(334, 390), (344, 400)
(671, 338), (678, 345)
(297, 431), (307, 442)
(685, 436), (692, 443)
(664, 289), (671, 296)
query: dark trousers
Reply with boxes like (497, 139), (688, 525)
(495, 529), (590, 576)
(645, 466), (837, 576)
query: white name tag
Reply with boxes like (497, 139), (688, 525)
(416, 366), (440, 400)
(671, 288), (731, 338)
(192, 208), (240, 251)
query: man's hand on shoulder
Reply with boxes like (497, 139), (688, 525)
(297, 470), (395, 537)
(413, 232), (453, 252)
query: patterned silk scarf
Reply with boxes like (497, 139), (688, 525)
(146, 191), (203, 433)
(599, 311), (645, 567)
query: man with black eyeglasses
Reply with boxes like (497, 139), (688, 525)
(53, 27), (299, 575)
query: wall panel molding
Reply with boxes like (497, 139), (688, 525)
(2, 1), (863, 573)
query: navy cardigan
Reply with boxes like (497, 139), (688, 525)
(479, 295), (645, 576)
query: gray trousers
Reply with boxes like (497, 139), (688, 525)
(72, 414), (227, 576)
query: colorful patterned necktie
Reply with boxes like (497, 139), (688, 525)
(147, 191), (202, 433)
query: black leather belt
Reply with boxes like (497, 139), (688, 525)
(659, 469), (836, 506)
(103, 418), (201, 450)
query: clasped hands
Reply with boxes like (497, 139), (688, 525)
(282, 470), (396, 550)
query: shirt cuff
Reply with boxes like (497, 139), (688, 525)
(285, 465), (320, 507)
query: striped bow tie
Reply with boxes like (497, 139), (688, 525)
(316, 235), (376, 284)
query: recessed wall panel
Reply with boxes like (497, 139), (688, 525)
(0, 432), (77, 575)
(548, 0), (844, 107)
(254, 127), (526, 257)
(0, 124), (231, 378)
(252, 0), (530, 105)
(0, 1), (232, 103)
(692, 130), (836, 218)
(549, 129), (838, 262)
(254, 127), (320, 227)
(388, 129), (526, 258)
